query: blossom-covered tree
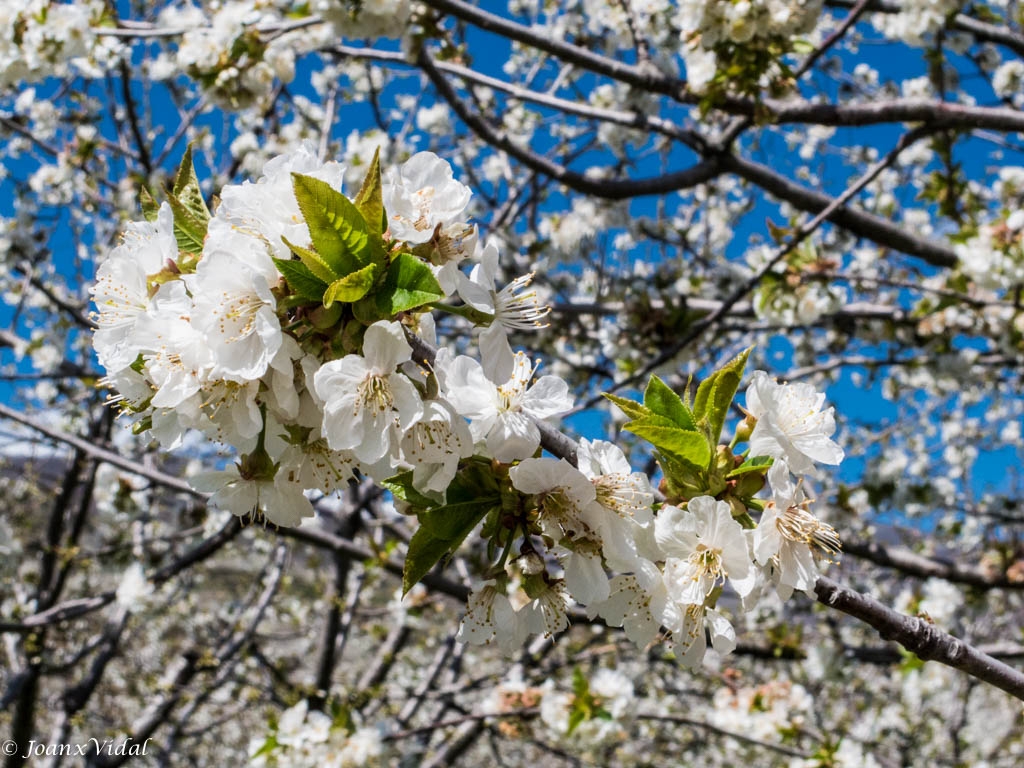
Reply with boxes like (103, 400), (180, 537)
(1, 1), (1023, 766)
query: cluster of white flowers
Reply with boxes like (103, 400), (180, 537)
(992, 60), (1024, 103)
(954, 221), (1024, 292)
(710, 678), (813, 745)
(92, 142), (552, 526)
(675, 0), (823, 92)
(248, 699), (386, 767)
(870, 0), (962, 46)
(0, 0), (122, 89)
(479, 667), (636, 755)
(539, 668), (636, 750)
(95, 143), (846, 666)
(142, 1), (411, 109)
(147, 2), (299, 109)
(312, 0), (412, 40)
(459, 371), (844, 666)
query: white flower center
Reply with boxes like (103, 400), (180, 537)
(688, 542), (725, 586)
(496, 354), (537, 412)
(355, 373), (394, 415)
(593, 474), (647, 518)
(216, 290), (265, 343)
(405, 420), (457, 463)
(538, 488), (596, 541)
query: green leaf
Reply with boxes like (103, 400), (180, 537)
(423, 500), (498, 540)
(726, 455), (774, 479)
(382, 471), (439, 508)
(292, 173), (369, 275)
(139, 186), (160, 222)
(403, 499), (496, 594)
(165, 147), (210, 256)
(354, 146), (385, 238)
(352, 295), (388, 324)
(572, 667), (589, 697)
(375, 252), (446, 315)
(693, 347), (752, 445)
(624, 414), (711, 468)
(566, 709), (586, 736)
(603, 392), (653, 421)
(281, 235), (339, 283)
(644, 375), (697, 431)
(172, 145), (210, 223)
(273, 258), (328, 302)
(250, 736), (278, 759)
(323, 263), (379, 308)
(402, 531), (451, 595)
(166, 191), (208, 255)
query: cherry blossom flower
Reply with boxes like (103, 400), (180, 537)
(457, 240), (550, 380)
(524, 580), (572, 639)
(399, 399), (474, 496)
(217, 141), (345, 261)
(193, 461), (314, 528)
(510, 457), (613, 604)
(656, 497), (754, 606)
(591, 560), (668, 648)
(744, 370), (845, 475)
(754, 459), (841, 596)
(577, 438), (656, 572)
(91, 202), (178, 372)
(313, 320), (423, 464)
(188, 220), (283, 383)
(673, 604), (737, 669)
(457, 582), (527, 654)
(442, 352), (573, 462)
(382, 152), (471, 245)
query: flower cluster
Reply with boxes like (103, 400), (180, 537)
(94, 145), (845, 667)
(143, 2), (411, 110)
(676, 0), (823, 95)
(92, 143), (555, 527)
(954, 222), (1024, 293)
(147, 2), (298, 110)
(869, 0), (962, 46)
(312, 0), (411, 40)
(248, 699), (386, 767)
(0, 0), (122, 89)
(481, 667), (637, 757)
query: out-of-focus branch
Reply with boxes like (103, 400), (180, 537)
(417, 48), (723, 201)
(638, 713), (813, 759)
(422, 0), (686, 98)
(721, 154), (958, 269)
(86, 546), (287, 768)
(842, 538), (1024, 590)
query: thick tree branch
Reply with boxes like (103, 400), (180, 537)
(720, 154), (958, 268)
(417, 48), (723, 201)
(814, 577), (1024, 700)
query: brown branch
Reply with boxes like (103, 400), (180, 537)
(720, 153), (958, 268)
(842, 538), (1024, 590)
(417, 47), (723, 201)
(422, 0), (685, 99)
(814, 577), (1024, 700)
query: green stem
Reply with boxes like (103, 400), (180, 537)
(428, 301), (494, 326)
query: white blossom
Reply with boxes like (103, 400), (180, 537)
(442, 352), (573, 462)
(744, 370), (845, 475)
(754, 460), (841, 596)
(314, 320), (423, 464)
(656, 497), (754, 605)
